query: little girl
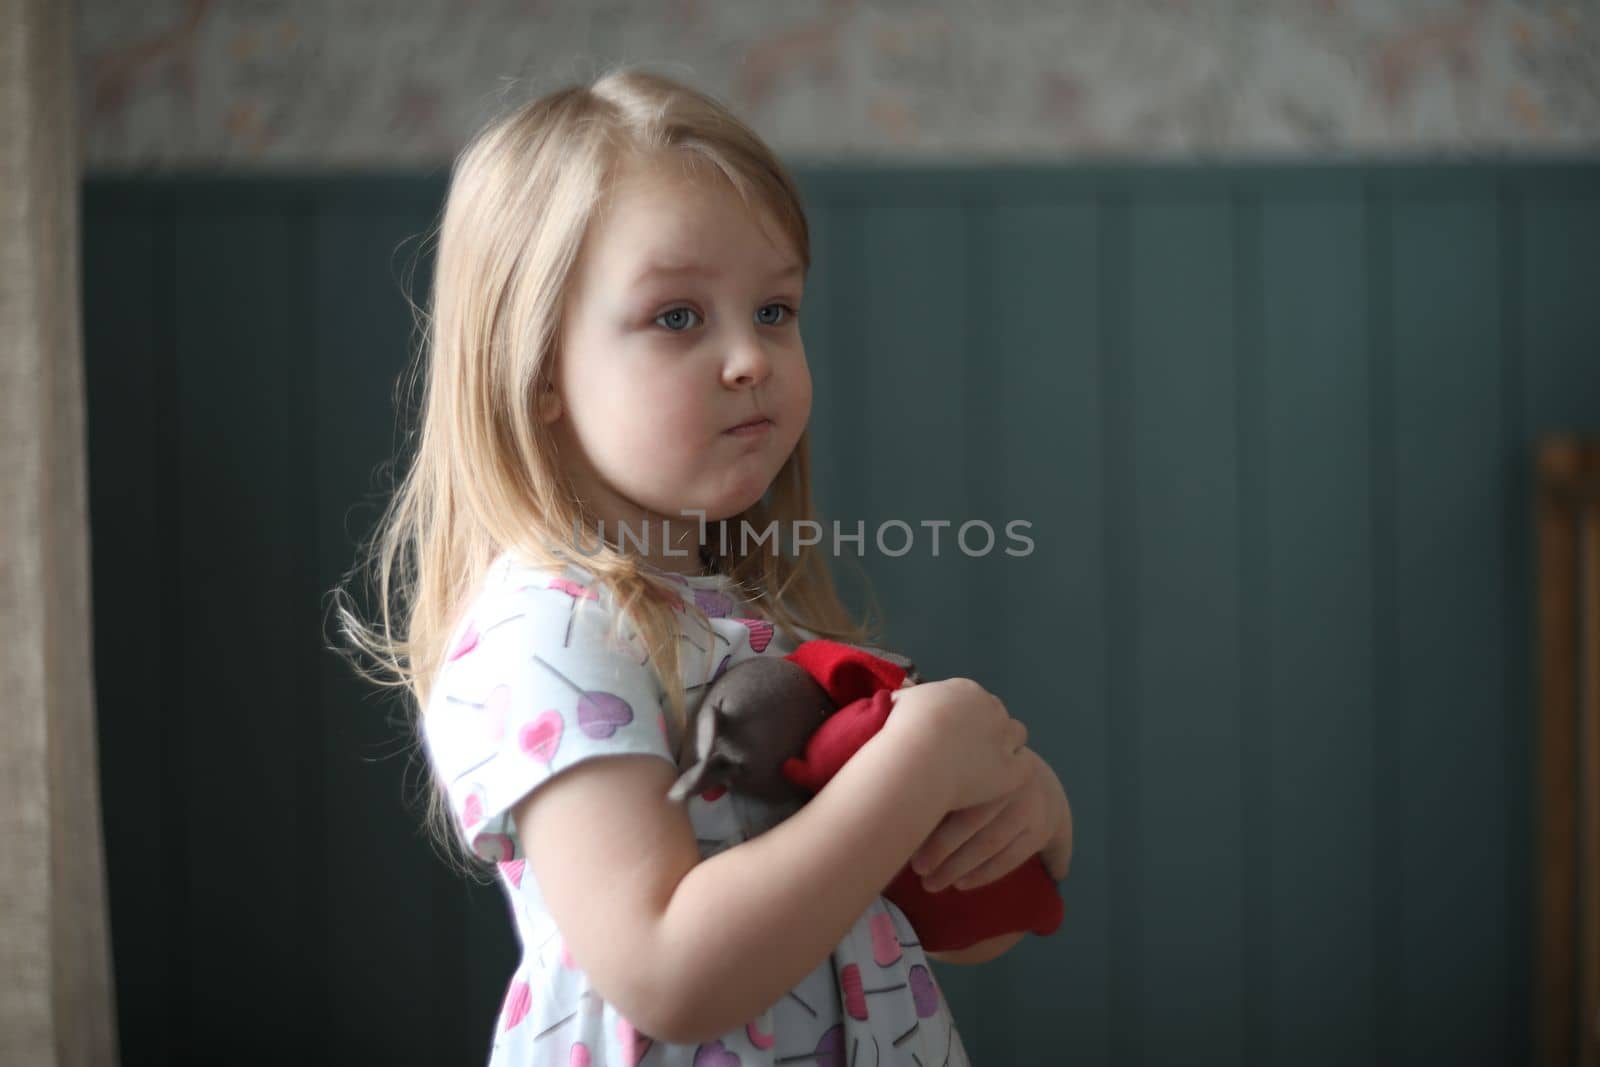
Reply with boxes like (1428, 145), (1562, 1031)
(336, 66), (1073, 1066)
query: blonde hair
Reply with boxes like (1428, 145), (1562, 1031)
(328, 65), (879, 877)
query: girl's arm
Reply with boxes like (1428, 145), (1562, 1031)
(924, 757), (1074, 967)
(656, 717), (956, 1041)
(516, 680), (1023, 1046)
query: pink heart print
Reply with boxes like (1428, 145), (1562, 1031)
(547, 577), (597, 602)
(693, 589), (733, 618)
(870, 912), (902, 966)
(840, 963), (909, 1022)
(576, 690), (634, 739)
(448, 620), (480, 661)
(745, 1011), (776, 1050)
(909, 964), (939, 1018)
(840, 963), (868, 1020)
(569, 1043), (591, 1067)
(501, 979), (532, 1032)
(803, 1025), (846, 1067)
(519, 710), (563, 763)
(477, 833), (514, 864)
(736, 617), (775, 653)
(499, 859), (525, 889)
(692, 1040), (739, 1067)
(615, 1018), (652, 1066)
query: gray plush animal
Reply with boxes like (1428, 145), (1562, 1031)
(667, 643), (921, 805)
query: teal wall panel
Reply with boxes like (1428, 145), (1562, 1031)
(980, 197), (1111, 1067)
(81, 164), (1600, 1067)
(1128, 196), (1245, 1067)
(84, 196), (174, 1067)
(1389, 186), (1513, 1063)
(171, 205), (314, 1062)
(1257, 191), (1377, 1065)
(796, 197), (846, 529)
(309, 200), (493, 1062)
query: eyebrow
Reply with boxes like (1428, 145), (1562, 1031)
(631, 259), (804, 288)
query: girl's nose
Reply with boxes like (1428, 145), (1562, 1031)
(721, 330), (773, 388)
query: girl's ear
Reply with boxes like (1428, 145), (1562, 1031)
(537, 382), (563, 424)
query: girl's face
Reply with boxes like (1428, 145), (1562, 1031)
(543, 155), (812, 570)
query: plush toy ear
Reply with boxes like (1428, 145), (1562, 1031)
(827, 642), (924, 687)
(888, 654), (924, 685)
(667, 700), (743, 804)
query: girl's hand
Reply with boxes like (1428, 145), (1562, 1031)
(909, 748), (1069, 893)
(884, 678), (1030, 813)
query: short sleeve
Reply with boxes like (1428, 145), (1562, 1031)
(421, 568), (676, 863)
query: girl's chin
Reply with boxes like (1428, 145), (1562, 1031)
(620, 471), (784, 527)
(690, 478), (783, 523)
(690, 499), (763, 525)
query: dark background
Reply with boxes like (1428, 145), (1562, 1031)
(84, 163), (1600, 1065)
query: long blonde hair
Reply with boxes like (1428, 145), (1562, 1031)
(328, 65), (878, 876)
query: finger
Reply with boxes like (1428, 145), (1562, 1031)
(928, 825), (1036, 895)
(913, 797), (1011, 873)
(926, 781), (1049, 890)
(923, 816), (1027, 892)
(948, 827), (1038, 891)
(911, 797), (1007, 876)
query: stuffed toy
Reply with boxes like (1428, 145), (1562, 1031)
(668, 638), (1064, 952)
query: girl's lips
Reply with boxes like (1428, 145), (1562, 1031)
(725, 417), (772, 436)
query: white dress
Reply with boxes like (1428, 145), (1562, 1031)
(422, 551), (972, 1066)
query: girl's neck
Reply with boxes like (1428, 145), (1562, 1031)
(570, 511), (711, 578)
(632, 542), (720, 580)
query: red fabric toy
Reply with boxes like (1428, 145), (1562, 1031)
(668, 636), (1064, 953)
(777, 641), (1064, 952)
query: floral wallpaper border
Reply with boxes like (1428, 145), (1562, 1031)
(81, 0), (1600, 170)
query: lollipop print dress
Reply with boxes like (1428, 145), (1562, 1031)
(423, 551), (972, 1067)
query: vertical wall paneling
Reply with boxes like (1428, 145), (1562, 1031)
(854, 189), (984, 1033)
(854, 196), (977, 677)
(1235, 186), (1268, 1067)
(1235, 186), (1269, 1067)
(1520, 190), (1600, 452)
(80, 166), (1600, 1066)
(1101, 189), (1142, 1067)
(961, 188), (1007, 1059)
(804, 194), (874, 620)
(980, 192), (1111, 1064)
(172, 202), (307, 1061)
(83, 195), (173, 1067)
(792, 181), (841, 528)
(1366, 179), (1403, 1067)
(1389, 180), (1510, 1065)
(1495, 176), (1530, 1066)
(309, 195), (482, 1064)
(1127, 190), (1245, 1067)
(1258, 187), (1378, 1065)
(1521, 186), (1600, 1064)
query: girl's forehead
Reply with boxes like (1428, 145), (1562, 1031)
(593, 166), (793, 265)
(604, 157), (736, 218)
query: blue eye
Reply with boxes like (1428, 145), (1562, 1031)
(656, 307), (701, 332)
(757, 303), (799, 326)
(654, 303), (800, 333)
